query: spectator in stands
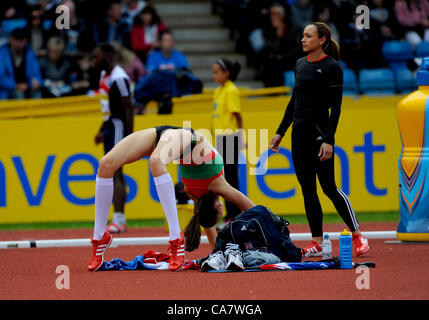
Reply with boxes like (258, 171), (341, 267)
(134, 31), (202, 114)
(130, 5), (168, 63)
(38, 36), (73, 97)
(0, 27), (42, 99)
(111, 41), (146, 85)
(47, 0), (85, 56)
(69, 53), (92, 96)
(394, 0), (429, 49)
(369, 0), (397, 41)
(216, 0), (254, 53)
(1, 2), (14, 20)
(68, 52), (102, 96)
(26, 4), (48, 56)
(145, 30), (189, 72)
(256, 3), (301, 87)
(1, 2), (26, 21)
(313, 4), (340, 43)
(330, 0), (357, 37)
(0, 3), (27, 46)
(243, 0), (278, 38)
(246, 1), (281, 65)
(32, 0), (61, 28)
(122, 0), (146, 29)
(290, 0), (314, 30)
(340, 11), (386, 73)
(78, 0), (130, 52)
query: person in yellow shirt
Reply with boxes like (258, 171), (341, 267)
(212, 58), (245, 228)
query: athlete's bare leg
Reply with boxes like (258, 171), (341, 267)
(98, 128), (157, 178)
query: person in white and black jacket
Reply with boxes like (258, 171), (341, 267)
(270, 22), (369, 258)
(92, 43), (134, 234)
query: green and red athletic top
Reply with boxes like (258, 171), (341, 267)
(178, 148), (224, 198)
(153, 125), (224, 198)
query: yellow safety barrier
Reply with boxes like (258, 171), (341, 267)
(0, 95), (100, 119)
(0, 90), (405, 224)
(0, 86), (291, 119)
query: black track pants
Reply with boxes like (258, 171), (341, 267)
(291, 123), (360, 237)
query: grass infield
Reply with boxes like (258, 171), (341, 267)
(0, 211), (398, 231)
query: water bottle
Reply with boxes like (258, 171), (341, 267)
(397, 57), (429, 241)
(339, 229), (353, 269)
(321, 233), (332, 260)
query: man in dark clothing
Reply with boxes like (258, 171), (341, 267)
(78, 1), (131, 52)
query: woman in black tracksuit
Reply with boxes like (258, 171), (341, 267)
(270, 22), (369, 258)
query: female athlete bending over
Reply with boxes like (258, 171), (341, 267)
(88, 125), (255, 272)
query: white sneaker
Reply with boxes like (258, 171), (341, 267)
(225, 243), (244, 271)
(107, 212), (127, 233)
(201, 251), (227, 271)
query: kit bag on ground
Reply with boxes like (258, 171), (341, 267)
(214, 205), (303, 262)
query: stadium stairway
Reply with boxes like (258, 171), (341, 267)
(153, 0), (264, 89)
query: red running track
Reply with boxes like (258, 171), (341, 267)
(0, 222), (428, 300)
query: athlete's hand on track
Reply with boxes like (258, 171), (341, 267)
(270, 134), (282, 153)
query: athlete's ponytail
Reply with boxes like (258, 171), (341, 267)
(184, 194), (219, 252)
(312, 22), (340, 61)
(328, 38), (340, 62)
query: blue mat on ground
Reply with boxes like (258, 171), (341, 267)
(98, 249), (375, 272)
(100, 255), (168, 271)
(99, 256), (339, 272)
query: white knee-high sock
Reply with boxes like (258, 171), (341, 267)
(93, 176), (114, 240)
(154, 173), (181, 240)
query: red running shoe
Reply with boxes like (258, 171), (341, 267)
(88, 231), (113, 271)
(168, 232), (185, 272)
(353, 234), (370, 256)
(303, 240), (323, 257)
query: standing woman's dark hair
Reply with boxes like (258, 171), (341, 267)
(312, 21), (340, 61)
(184, 195), (220, 251)
(216, 58), (241, 81)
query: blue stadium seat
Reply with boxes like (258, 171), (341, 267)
(395, 68), (417, 93)
(382, 41), (414, 61)
(0, 19), (27, 38)
(358, 68), (396, 95)
(339, 60), (348, 70)
(416, 41), (429, 58)
(382, 41), (414, 75)
(343, 68), (359, 95)
(284, 70), (295, 91)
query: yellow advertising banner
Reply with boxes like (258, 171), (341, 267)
(0, 95), (402, 223)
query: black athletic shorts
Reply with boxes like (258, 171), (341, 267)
(103, 118), (125, 154)
(154, 125), (197, 159)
